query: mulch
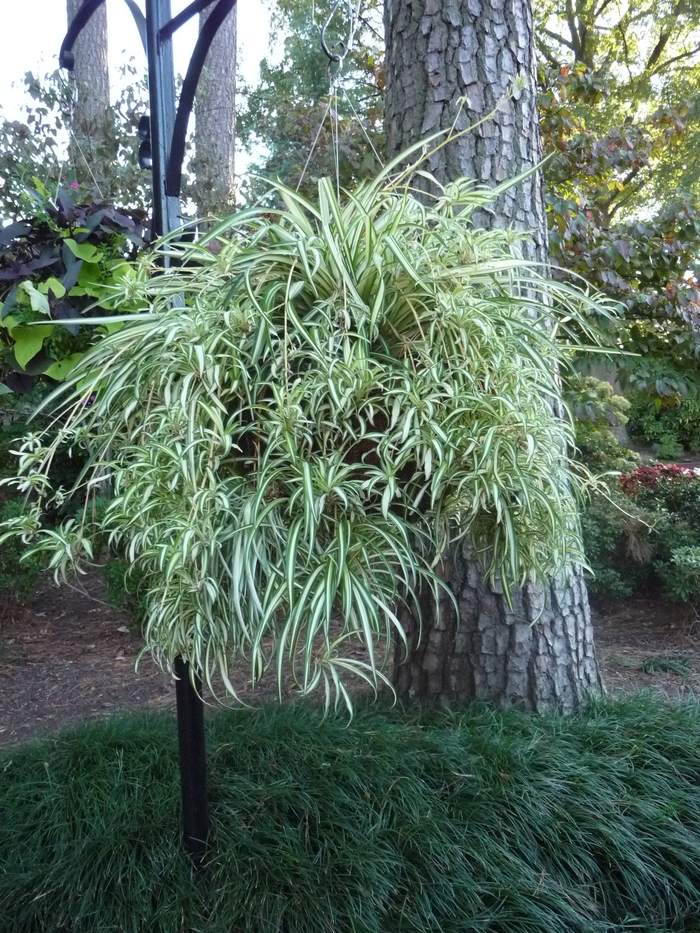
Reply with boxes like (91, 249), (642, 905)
(1, 571), (698, 748)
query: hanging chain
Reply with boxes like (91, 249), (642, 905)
(297, 0), (364, 192)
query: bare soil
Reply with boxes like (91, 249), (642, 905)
(1, 572), (698, 748)
(594, 595), (700, 699)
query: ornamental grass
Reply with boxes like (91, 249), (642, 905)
(3, 698), (700, 932)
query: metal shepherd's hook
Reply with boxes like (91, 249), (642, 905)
(59, 0), (238, 870)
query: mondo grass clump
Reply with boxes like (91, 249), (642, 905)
(3, 697), (700, 932)
(0, 134), (615, 707)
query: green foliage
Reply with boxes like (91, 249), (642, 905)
(660, 546), (700, 604)
(583, 465), (700, 601)
(6, 698), (700, 931)
(238, 0), (383, 198)
(642, 654), (693, 676)
(581, 485), (653, 598)
(0, 497), (43, 602)
(627, 389), (700, 456)
(0, 149), (614, 706)
(566, 374), (639, 472)
(0, 67), (152, 222)
(238, 0), (700, 433)
(101, 557), (147, 630)
(537, 21), (700, 410)
(0, 187), (144, 396)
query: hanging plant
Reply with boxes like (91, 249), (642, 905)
(1, 144), (615, 708)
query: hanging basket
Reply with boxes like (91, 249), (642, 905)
(2, 152), (615, 708)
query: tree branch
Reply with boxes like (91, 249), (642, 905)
(565, 0), (583, 59)
(537, 37), (564, 68)
(358, 14), (382, 43)
(646, 32), (671, 72)
(653, 44), (700, 74)
(591, 0), (615, 20)
(541, 26), (577, 51)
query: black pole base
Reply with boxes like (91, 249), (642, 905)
(174, 656), (209, 868)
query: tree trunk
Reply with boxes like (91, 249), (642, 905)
(194, 2), (237, 216)
(394, 550), (601, 713)
(384, 0), (604, 711)
(66, 0), (112, 194)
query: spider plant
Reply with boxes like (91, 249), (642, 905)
(1, 143), (616, 708)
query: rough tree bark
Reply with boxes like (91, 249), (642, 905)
(66, 0), (112, 193)
(194, 2), (237, 215)
(384, 0), (603, 712)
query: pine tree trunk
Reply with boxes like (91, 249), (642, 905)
(194, 3), (237, 216)
(384, 0), (604, 711)
(66, 0), (112, 194)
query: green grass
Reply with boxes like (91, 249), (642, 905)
(3, 697), (700, 932)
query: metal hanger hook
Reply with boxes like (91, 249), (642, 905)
(320, 0), (360, 67)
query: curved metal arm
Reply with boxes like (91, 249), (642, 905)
(320, 0), (345, 63)
(160, 0), (218, 40)
(60, 0), (147, 68)
(59, 0), (107, 69)
(165, 0), (237, 198)
(122, 0), (148, 52)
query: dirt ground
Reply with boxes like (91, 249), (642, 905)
(1, 571), (699, 748)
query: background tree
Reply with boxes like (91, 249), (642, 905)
(383, 0), (603, 712)
(65, 0), (116, 194)
(534, 1), (700, 454)
(237, 0), (384, 200)
(193, 2), (238, 214)
(0, 68), (151, 222)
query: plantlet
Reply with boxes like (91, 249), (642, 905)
(1, 144), (615, 707)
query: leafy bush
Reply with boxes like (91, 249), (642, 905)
(566, 374), (639, 472)
(0, 498), (43, 601)
(581, 485), (654, 598)
(583, 464), (700, 601)
(5, 699), (700, 932)
(0, 187), (143, 395)
(101, 556), (147, 630)
(0, 67), (152, 221)
(1, 147), (615, 706)
(661, 546), (700, 604)
(627, 388), (700, 456)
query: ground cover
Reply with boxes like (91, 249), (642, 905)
(3, 697), (700, 932)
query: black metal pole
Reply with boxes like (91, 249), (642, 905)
(62, 0), (214, 868)
(174, 657), (210, 868)
(145, 0), (181, 240)
(145, 0), (210, 864)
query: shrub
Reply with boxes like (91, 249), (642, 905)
(659, 546), (700, 604)
(566, 374), (639, 472)
(101, 556), (147, 630)
(619, 462), (698, 496)
(581, 485), (654, 598)
(627, 388), (700, 456)
(0, 187), (144, 396)
(4, 699), (700, 932)
(585, 464), (700, 602)
(0, 499), (43, 601)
